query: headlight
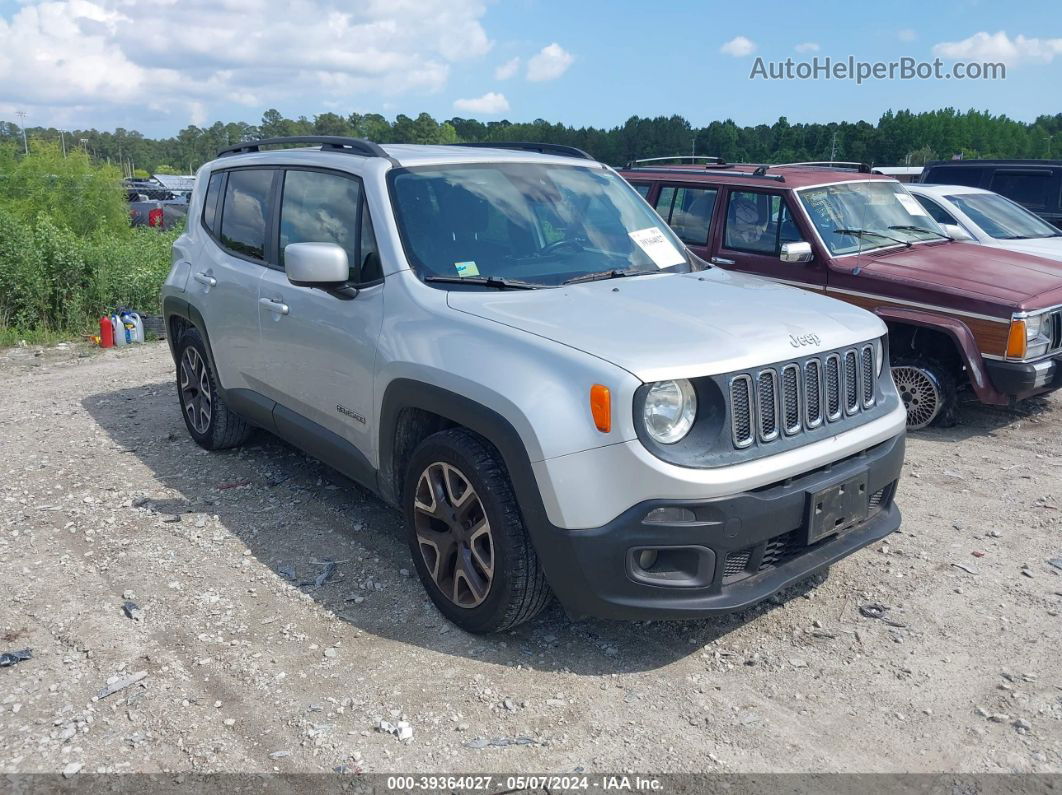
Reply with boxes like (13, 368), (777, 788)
(873, 337), (884, 376)
(643, 379), (697, 444)
(1007, 313), (1051, 360)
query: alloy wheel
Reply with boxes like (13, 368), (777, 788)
(180, 346), (212, 435)
(892, 364), (942, 430)
(413, 462), (494, 608)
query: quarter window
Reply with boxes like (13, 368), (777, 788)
(219, 170), (274, 260)
(202, 172), (224, 233)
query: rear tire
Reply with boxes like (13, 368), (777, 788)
(175, 327), (252, 450)
(891, 355), (957, 430)
(403, 428), (551, 633)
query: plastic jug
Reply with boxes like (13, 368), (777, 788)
(111, 315), (126, 347)
(127, 312), (145, 343)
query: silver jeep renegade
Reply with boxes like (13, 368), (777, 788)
(161, 137), (906, 633)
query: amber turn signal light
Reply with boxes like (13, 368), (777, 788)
(1006, 319), (1027, 359)
(590, 384), (611, 433)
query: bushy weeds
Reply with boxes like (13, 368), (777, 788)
(0, 143), (177, 339)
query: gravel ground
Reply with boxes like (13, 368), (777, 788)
(0, 340), (1059, 776)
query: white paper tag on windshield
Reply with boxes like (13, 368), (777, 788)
(628, 227), (685, 268)
(895, 192), (928, 216)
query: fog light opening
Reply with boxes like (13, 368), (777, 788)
(637, 549), (659, 570)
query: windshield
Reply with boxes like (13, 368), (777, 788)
(798, 180), (946, 255)
(389, 163), (690, 287)
(947, 192), (1061, 240)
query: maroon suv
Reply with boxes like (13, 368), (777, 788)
(620, 160), (1062, 429)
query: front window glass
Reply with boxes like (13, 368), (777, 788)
(798, 181), (946, 255)
(389, 163), (689, 287)
(280, 170), (361, 277)
(948, 193), (1061, 240)
(723, 191), (804, 254)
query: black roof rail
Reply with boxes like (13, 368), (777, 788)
(622, 166), (785, 182)
(624, 155), (727, 169)
(772, 160), (872, 174)
(448, 142), (594, 160)
(216, 136), (394, 162)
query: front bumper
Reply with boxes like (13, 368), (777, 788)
(532, 433), (904, 620)
(985, 355), (1062, 401)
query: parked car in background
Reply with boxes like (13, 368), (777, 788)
(125, 176), (192, 230)
(162, 137), (907, 632)
(871, 166), (923, 183)
(907, 184), (1062, 261)
(621, 160), (1062, 429)
(920, 159), (1062, 227)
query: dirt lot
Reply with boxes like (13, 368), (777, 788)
(0, 340), (1059, 776)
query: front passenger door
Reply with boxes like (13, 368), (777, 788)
(254, 169), (384, 459)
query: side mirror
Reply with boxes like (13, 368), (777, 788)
(285, 242), (349, 285)
(780, 241), (814, 263)
(941, 223), (973, 241)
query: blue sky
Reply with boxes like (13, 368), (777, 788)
(0, 0), (1059, 136)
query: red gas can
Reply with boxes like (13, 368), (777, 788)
(99, 316), (114, 348)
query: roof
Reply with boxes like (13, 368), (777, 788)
(907, 183), (992, 198)
(211, 138), (598, 170)
(619, 163), (897, 189)
(872, 166), (924, 176)
(924, 159), (1062, 168)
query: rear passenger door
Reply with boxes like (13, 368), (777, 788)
(651, 184), (717, 259)
(711, 188), (825, 291)
(193, 168), (274, 391)
(254, 168), (384, 460)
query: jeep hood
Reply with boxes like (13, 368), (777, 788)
(858, 241), (1062, 308)
(446, 269), (884, 383)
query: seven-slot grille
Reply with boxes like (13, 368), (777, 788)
(730, 344), (877, 449)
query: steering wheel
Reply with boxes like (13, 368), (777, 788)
(539, 237), (586, 256)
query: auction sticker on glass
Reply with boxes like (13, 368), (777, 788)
(628, 227), (686, 268)
(895, 192), (928, 216)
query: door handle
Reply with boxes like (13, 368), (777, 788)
(193, 272), (217, 287)
(259, 297), (289, 315)
(710, 256), (735, 266)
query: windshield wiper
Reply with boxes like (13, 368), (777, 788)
(889, 224), (951, 240)
(424, 275), (541, 290)
(834, 228), (911, 248)
(562, 268), (640, 285)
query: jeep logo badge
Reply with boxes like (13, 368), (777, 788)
(789, 333), (822, 348)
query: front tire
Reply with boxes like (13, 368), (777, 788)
(175, 327), (252, 450)
(403, 429), (551, 633)
(891, 355), (957, 430)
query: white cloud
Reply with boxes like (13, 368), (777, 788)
(0, 0), (493, 126)
(453, 91), (509, 114)
(494, 56), (520, 80)
(933, 30), (1062, 64)
(526, 43), (573, 81)
(794, 42), (819, 53)
(898, 28), (917, 42)
(720, 36), (756, 57)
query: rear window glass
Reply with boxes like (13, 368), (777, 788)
(220, 169), (273, 260)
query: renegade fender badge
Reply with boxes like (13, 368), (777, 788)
(336, 404), (366, 424)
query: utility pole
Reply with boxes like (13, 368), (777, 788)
(829, 131), (837, 162)
(15, 111), (28, 154)
(59, 129), (67, 157)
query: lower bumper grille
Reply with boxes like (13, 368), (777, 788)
(721, 483), (895, 585)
